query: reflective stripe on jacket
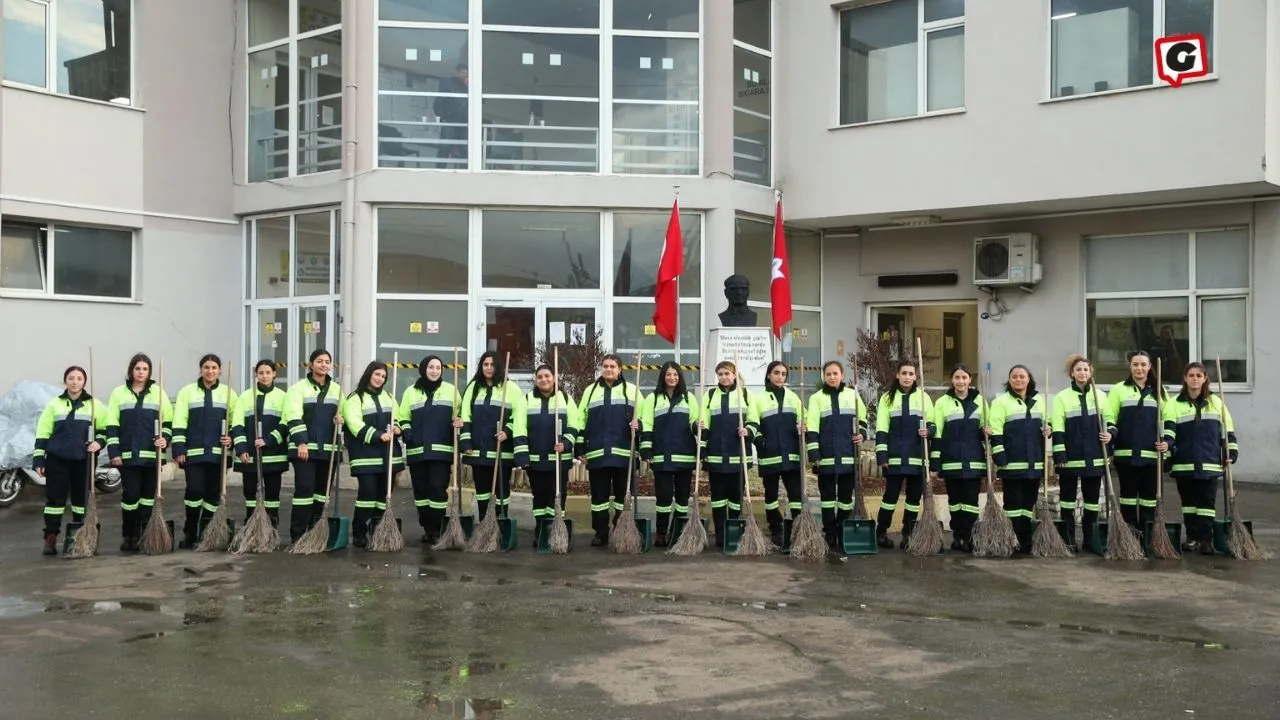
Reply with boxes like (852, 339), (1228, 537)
(172, 381), (236, 464)
(397, 382), (461, 463)
(874, 387), (934, 474)
(929, 391), (986, 478)
(34, 394), (107, 469)
(753, 386), (804, 472)
(105, 382), (172, 466)
(460, 380), (525, 467)
(283, 376), (342, 461)
(342, 390), (404, 476)
(231, 385), (289, 472)
(1050, 384), (1110, 475)
(989, 390), (1046, 480)
(575, 379), (640, 470)
(524, 389), (577, 471)
(639, 390), (699, 472)
(805, 386), (866, 475)
(1167, 392), (1238, 480)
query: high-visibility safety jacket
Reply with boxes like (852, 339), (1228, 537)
(231, 384), (289, 473)
(989, 390), (1047, 480)
(524, 389), (577, 472)
(754, 386), (804, 473)
(1105, 379), (1167, 466)
(575, 378), (641, 470)
(460, 380), (525, 467)
(805, 385), (866, 476)
(639, 390), (699, 472)
(284, 375), (342, 462)
(105, 382), (172, 466)
(875, 387), (934, 474)
(342, 389), (404, 476)
(33, 394), (108, 471)
(929, 390), (987, 479)
(1166, 392), (1238, 480)
(1050, 383), (1111, 476)
(396, 381), (461, 463)
(700, 384), (758, 474)
(171, 380), (236, 465)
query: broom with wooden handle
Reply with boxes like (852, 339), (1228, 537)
(1215, 357), (1270, 560)
(789, 364), (826, 562)
(67, 348), (101, 559)
(1031, 367), (1073, 558)
(972, 370), (1018, 558)
(433, 348), (468, 551)
(668, 357), (708, 556)
(369, 354), (405, 552)
(907, 337), (945, 556)
(140, 360), (173, 555)
(1147, 358), (1180, 559)
(231, 413), (280, 554)
(610, 356), (645, 554)
(467, 352), (511, 553)
(1090, 383), (1145, 561)
(850, 356), (868, 523)
(547, 347), (571, 554)
(732, 354), (773, 557)
(288, 422), (342, 555)
(197, 362), (234, 552)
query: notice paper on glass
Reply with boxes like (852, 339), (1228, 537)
(549, 321), (566, 344)
(570, 323), (587, 345)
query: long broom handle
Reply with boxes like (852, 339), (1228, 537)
(691, 351), (705, 504)
(1043, 366), (1051, 503)
(220, 362), (233, 502)
(451, 348), (461, 505)
(1214, 356), (1235, 514)
(797, 365), (806, 504)
(490, 352), (512, 500)
(1090, 383), (1120, 512)
(87, 348), (97, 504)
(1155, 357), (1165, 503)
(155, 359), (165, 501)
(553, 347), (562, 510)
(915, 337), (930, 498)
(622, 355), (642, 508)
(732, 354), (752, 505)
(386, 352), (399, 503)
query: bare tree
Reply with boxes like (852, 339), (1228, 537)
(534, 324), (611, 399)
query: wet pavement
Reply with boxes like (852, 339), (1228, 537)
(2, 482), (1280, 719)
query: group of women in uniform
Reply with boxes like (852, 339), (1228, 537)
(32, 348), (1238, 557)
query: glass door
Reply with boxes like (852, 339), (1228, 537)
(543, 303), (599, 351)
(254, 307), (290, 390)
(296, 302), (332, 386)
(481, 302), (537, 387)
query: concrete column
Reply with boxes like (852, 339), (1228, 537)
(702, 0), (735, 178)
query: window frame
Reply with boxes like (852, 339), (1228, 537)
(1044, 0), (1219, 101)
(732, 0), (774, 185)
(833, 0), (966, 128)
(1081, 225), (1251, 390)
(0, 218), (138, 302)
(1, 0), (137, 107)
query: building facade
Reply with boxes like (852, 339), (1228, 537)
(2, 0), (1278, 480)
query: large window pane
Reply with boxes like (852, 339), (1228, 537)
(481, 211), (600, 289)
(1201, 297), (1247, 383)
(377, 208), (469, 294)
(482, 98), (599, 172)
(1195, 229), (1249, 289)
(294, 212), (332, 297)
(248, 47), (290, 182)
(753, 306), (822, 388)
(924, 0), (965, 22)
(1050, 0), (1154, 98)
(613, 36), (697, 102)
(1087, 297), (1189, 384)
(1085, 233), (1189, 293)
(735, 218), (821, 307)
(55, 0), (131, 102)
(733, 0), (770, 50)
(612, 211), (702, 297)
(298, 0), (341, 32)
(614, 0), (699, 32)
(376, 299), (470, 396)
(482, 31), (599, 98)
(297, 31), (343, 176)
(378, 27), (469, 169)
(0, 222), (47, 291)
(254, 217), (291, 299)
(926, 26), (964, 112)
(1165, 0), (1213, 60)
(248, 0), (288, 46)
(612, 302), (701, 389)
(3, 0), (48, 87)
(612, 103), (698, 175)
(482, 0), (598, 29)
(839, 2), (918, 124)
(733, 46), (770, 185)
(52, 225), (132, 299)
(380, 0), (468, 23)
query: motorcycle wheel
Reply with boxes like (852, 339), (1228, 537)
(95, 469), (123, 495)
(0, 469), (23, 508)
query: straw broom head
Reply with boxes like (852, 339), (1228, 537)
(467, 353), (510, 553)
(1087, 383), (1146, 561)
(289, 423), (340, 555)
(1142, 358), (1180, 559)
(789, 364), (827, 562)
(906, 338), (945, 556)
(140, 359), (174, 555)
(971, 438), (1018, 558)
(548, 346), (571, 554)
(669, 354), (708, 556)
(232, 412), (280, 554)
(610, 355), (645, 555)
(433, 348), (468, 551)
(67, 348), (101, 559)
(197, 367), (235, 553)
(369, 354), (405, 553)
(1030, 366), (1073, 558)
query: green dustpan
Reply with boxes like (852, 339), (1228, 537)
(841, 518), (878, 555)
(498, 517), (519, 551)
(325, 516), (351, 551)
(722, 518), (745, 554)
(536, 517), (575, 553)
(1213, 519), (1254, 555)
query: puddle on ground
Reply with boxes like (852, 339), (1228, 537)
(416, 694), (513, 717)
(0, 596), (45, 619)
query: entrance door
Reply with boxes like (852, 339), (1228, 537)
(251, 302), (334, 389)
(297, 303), (330, 383)
(872, 307), (910, 361)
(255, 307), (291, 390)
(479, 300), (600, 388)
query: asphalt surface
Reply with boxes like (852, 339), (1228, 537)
(2, 480), (1279, 719)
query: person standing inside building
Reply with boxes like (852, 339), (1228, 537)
(460, 351), (525, 524)
(699, 361), (757, 548)
(930, 364), (986, 553)
(875, 360), (934, 549)
(1167, 362), (1237, 555)
(639, 361), (698, 548)
(342, 361), (403, 548)
(989, 365), (1052, 553)
(1051, 355), (1112, 554)
(283, 349), (343, 543)
(522, 364), (576, 546)
(1105, 351), (1168, 540)
(397, 355), (464, 545)
(576, 354), (641, 547)
(33, 366), (107, 555)
(233, 360), (289, 531)
(434, 64), (469, 164)
(171, 354), (236, 549)
(105, 353), (172, 553)
(805, 361), (866, 550)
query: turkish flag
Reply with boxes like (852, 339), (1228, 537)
(652, 200), (684, 344)
(770, 199), (793, 340)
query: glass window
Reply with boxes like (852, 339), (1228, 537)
(1088, 297), (1189, 385)
(377, 208), (470, 294)
(481, 210), (600, 289)
(733, 0), (770, 51)
(1085, 233), (1189, 293)
(248, 47), (291, 182)
(0, 222), (47, 291)
(298, 0), (341, 32)
(481, 0), (599, 29)
(380, 0), (468, 23)
(481, 31), (599, 98)
(296, 31), (343, 176)
(753, 306), (822, 388)
(612, 211), (702, 297)
(614, 0), (699, 32)
(3, 0), (132, 102)
(3, 0), (48, 87)
(612, 35), (699, 176)
(376, 299), (470, 395)
(254, 216), (291, 299)
(481, 97), (599, 172)
(293, 212), (332, 297)
(733, 46), (771, 185)
(734, 217), (821, 307)
(1195, 228), (1249, 289)
(613, 36), (697, 102)
(1051, 0), (1212, 98)
(1201, 297), (1247, 384)
(612, 301), (701, 388)
(377, 27), (470, 170)
(0, 221), (132, 299)
(248, 0), (289, 46)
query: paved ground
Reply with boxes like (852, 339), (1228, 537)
(2, 481), (1279, 719)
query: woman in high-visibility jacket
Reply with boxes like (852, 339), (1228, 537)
(875, 360), (934, 549)
(460, 351), (526, 524)
(929, 364), (986, 553)
(1104, 350), (1169, 539)
(342, 361), (403, 547)
(232, 360), (289, 534)
(639, 361), (699, 547)
(396, 355), (463, 545)
(989, 365), (1052, 553)
(105, 353), (172, 553)
(171, 354), (236, 549)
(33, 365), (107, 555)
(753, 361), (805, 547)
(805, 360), (866, 550)
(1050, 355), (1113, 554)
(575, 354), (640, 546)
(523, 364), (577, 545)
(283, 349), (342, 542)
(1165, 362), (1237, 555)
(699, 361), (757, 548)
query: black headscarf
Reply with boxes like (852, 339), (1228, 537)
(415, 355), (444, 396)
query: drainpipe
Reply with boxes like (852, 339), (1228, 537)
(339, 0), (358, 391)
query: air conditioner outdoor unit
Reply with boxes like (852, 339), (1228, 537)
(973, 233), (1043, 287)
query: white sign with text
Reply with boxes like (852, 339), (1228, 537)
(707, 327), (775, 393)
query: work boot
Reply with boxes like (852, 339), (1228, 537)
(43, 532), (58, 556)
(120, 536), (138, 553)
(770, 529), (783, 548)
(826, 531), (840, 551)
(1081, 511), (1099, 554)
(712, 506), (727, 547)
(1199, 540), (1216, 556)
(898, 519), (915, 550)
(178, 535), (197, 550)
(591, 534), (608, 547)
(876, 532), (894, 549)
(1061, 521), (1077, 551)
(654, 533), (669, 548)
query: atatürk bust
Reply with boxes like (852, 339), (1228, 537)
(718, 274), (758, 328)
